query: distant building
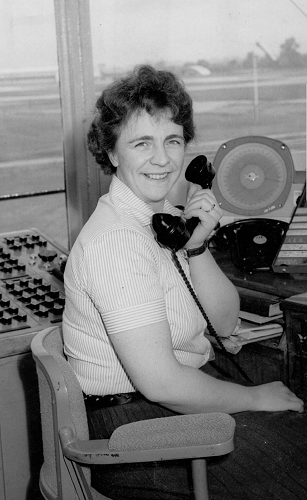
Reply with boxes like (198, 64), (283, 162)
(182, 64), (211, 77)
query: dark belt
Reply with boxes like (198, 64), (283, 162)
(83, 391), (144, 410)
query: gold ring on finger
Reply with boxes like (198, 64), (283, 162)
(205, 203), (215, 213)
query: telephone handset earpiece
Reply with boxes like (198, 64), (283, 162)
(151, 155), (215, 251)
(184, 154), (215, 189)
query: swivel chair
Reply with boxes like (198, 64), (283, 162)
(31, 325), (236, 500)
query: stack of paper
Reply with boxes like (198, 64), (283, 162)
(206, 320), (283, 354)
(232, 321), (283, 343)
(224, 320), (283, 352)
(214, 320), (284, 355)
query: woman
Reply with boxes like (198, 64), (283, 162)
(63, 65), (303, 500)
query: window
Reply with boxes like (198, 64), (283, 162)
(1, 0), (306, 249)
(89, 0), (306, 173)
(0, 0), (68, 248)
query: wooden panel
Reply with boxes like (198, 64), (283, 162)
(0, 353), (43, 500)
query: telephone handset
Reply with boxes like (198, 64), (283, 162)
(151, 155), (252, 383)
(152, 155), (215, 251)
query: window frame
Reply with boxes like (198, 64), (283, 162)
(54, 0), (110, 249)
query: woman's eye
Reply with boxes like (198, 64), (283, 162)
(135, 141), (148, 148)
(167, 139), (181, 146)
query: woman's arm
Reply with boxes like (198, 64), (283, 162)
(188, 248), (240, 337)
(110, 320), (304, 414)
(184, 185), (240, 337)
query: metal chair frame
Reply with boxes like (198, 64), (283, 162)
(31, 326), (235, 500)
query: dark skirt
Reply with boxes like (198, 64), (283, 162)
(85, 396), (195, 500)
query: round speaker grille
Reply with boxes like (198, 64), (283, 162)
(212, 137), (294, 216)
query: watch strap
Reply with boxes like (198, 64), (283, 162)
(186, 240), (208, 258)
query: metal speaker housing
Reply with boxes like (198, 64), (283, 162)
(212, 136), (294, 216)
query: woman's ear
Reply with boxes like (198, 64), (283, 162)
(107, 151), (119, 168)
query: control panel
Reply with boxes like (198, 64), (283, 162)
(0, 228), (68, 336)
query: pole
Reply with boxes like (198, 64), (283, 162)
(253, 52), (259, 121)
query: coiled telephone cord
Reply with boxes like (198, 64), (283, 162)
(171, 249), (253, 384)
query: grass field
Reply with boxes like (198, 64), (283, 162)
(0, 69), (305, 249)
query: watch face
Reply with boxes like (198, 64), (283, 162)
(212, 137), (294, 216)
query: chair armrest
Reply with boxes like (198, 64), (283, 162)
(59, 413), (235, 465)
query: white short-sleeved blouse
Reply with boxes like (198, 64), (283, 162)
(63, 175), (212, 395)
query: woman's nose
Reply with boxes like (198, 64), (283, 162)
(150, 145), (170, 166)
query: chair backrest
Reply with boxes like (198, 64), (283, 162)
(31, 325), (105, 500)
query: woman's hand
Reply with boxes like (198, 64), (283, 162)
(184, 184), (223, 249)
(251, 381), (304, 413)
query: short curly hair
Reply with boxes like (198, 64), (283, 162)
(87, 65), (195, 174)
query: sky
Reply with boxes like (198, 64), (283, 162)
(0, 0), (307, 72)
(90, 0), (307, 71)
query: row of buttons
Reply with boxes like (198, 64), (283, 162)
(1, 275), (65, 323)
(4, 234), (48, 251)
(5, 276), (59, 294)
(0, 295), (64, 317)
(0, 247), (27, 273)
(0, 307), (27, 325)
(0, 231), (68, 332)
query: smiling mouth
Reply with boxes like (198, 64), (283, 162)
(145, 173), (168, 180)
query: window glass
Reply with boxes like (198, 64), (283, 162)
(89, 0), (306, 183)
(0, 0), (67, 249)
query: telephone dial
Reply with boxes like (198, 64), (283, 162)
(152, 155), (215, 251)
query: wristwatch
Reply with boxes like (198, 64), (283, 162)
(185, 240), (208, 258)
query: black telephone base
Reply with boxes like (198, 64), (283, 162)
(210, 218), (289, 273)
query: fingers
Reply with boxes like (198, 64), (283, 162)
(182, 189), (222, 247)
(254, 381), (304, 413)
(203, 202), (216, 213)
(279, 383), (304, 412)
(285, 396), (304, 413)
(185, 189), (221, 215)
(291, 399), (304, 413)
(186, 183), (201, 204)
(184, 190), (223, 225)
(284, 388), (304, 413)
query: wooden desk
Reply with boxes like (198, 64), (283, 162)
(212, 249), (307, 298)
(280, 298), (307, 392)
(211, 249), (307, 390)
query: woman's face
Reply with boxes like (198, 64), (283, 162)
(108, 109), (186, 212)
